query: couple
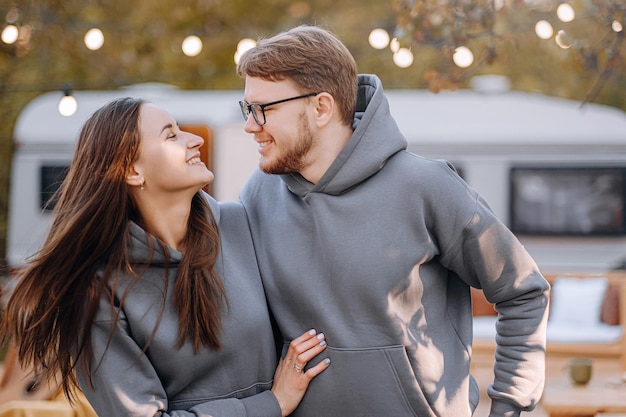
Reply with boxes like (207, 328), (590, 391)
(1, 25), (549, 417)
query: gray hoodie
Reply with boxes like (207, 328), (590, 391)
(78, 196), (281, 417)
(240, 74), (550, 417)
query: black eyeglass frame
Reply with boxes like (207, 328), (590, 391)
(239, 92), (320, 126)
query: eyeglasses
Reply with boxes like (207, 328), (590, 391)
(239, 92), (319, 126)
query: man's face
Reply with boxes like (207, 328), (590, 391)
(242, 76), (317, 175)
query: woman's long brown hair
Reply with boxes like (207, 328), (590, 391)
(0, 97), (224, 401)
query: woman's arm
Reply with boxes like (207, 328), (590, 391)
(78, 313), (328, 417)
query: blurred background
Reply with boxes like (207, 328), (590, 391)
(0, 0), (625, 275)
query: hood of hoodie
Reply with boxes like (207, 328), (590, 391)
(127, 222), (181, 267)
(282, 74), (408, 197)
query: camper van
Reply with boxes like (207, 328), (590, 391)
(8, 77), (626, 272)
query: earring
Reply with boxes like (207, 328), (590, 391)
(140, 180), (145, 191)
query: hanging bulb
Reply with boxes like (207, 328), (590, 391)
(1, 25), (18, 44)
(368, 28), (390, 50)
(453, 46), (474, 68)
(58, 84), (77, 117)
(84, 28), (104, 50)
(182, 35), (202, 57)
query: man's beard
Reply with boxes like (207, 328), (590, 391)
(261, 114), (314, 175)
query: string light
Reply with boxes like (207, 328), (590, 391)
(453, 46), (474, 68)
(234, 38), (256, 64)
(555, 30), (572, 49)
(84, 28), (104, 50)
(1, 3), (621, 106)
(386, 0), (624, 101)
(368, 28), (390, 50)
(393, 48), (414, 68)
(1, 25), (18, 44)
(182, 35), (202, 57)
(390, 38), (400, 53)
(58, 84), (77, 117)
(556, 3), (575, 23)
(535, 20), (554, 39)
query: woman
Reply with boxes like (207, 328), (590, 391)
(0, 97), (329, 416)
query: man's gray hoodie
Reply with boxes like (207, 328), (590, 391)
(240, 74), (550, 417)
(78, 196), (282, 417)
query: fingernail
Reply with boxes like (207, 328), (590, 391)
(316, 332), (325, 340)
(324, 358), (331, 365)
(320, 340), (327, 347)
(308, 329), (316, 335)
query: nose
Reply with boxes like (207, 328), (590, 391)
(244, 115), (262, 134)
(186, 132), (204, 148)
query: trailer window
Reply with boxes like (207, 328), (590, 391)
(41, 165), (69, 211)
(510, 166), (626, 236)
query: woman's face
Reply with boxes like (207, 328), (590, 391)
(133, 103), (214, 194)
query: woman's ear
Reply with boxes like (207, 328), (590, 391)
(313, 92), (334, 127)
(126, 167), (144, 187)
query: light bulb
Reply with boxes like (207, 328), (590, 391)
(84, 28), (104, 50)
(1, 25), (18, 44)
(234, 38), (256, 64)
(453, 46), (474, 68)
(393, 48), (414, 68)
(556, 3), (575, 23)
(368, 28), (390, 50)
(58, 95), (77, 117)
(182, 36), (202, 57)
(535, 20), (554, 39)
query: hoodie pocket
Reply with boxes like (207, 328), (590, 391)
(291, 344), (435, 417)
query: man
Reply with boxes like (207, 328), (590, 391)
(236, 25), (549, 417)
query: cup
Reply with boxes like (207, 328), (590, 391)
(566, 358), (593, 385)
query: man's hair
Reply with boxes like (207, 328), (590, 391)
(237, 25), (358, 127)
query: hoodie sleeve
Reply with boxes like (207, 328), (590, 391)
(78, 305), (281, 417)
(432, 164), (550, 417)
(464, 201), (550, 417)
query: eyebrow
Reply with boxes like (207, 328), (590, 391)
(160, 123), (174, 135)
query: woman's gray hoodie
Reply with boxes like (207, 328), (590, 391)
(240, 74), (550, 417)
(78, 196), (281, 417)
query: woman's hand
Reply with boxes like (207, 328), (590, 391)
(271, 329), (330, 416)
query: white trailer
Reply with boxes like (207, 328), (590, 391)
(8, 77), (626, 272)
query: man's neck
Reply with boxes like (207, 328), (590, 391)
(300, 123), (353, 184)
